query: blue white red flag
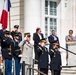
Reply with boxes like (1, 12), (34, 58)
(0, 0), (11, 29)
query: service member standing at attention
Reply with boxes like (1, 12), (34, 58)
(33, 27), (44, 63)
(37, 38), (49, 75)
(12, 33), (21, 75)
(49, 42), (62, 75)
(48, 30), (60, 50)
(19, 32), (33, 75)
(1, 30), (14, 75)
(11, 25), (22, 41)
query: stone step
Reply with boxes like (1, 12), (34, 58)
(34, 64), (76, 75)
(1, 63), (76, 75)
(61, 68), (76, 74)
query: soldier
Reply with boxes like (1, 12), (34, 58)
(49, 42), (62, 75)
(11, 25), (22, 41)
(12, 33), (21, 75)
(37, 38), (49, 75)
(1, 30), (14, 75)
(19, 32), (33, 75)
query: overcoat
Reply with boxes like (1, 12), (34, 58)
(19, 40), (33, 65)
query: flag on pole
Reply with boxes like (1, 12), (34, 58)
(0, 0), (11, 30)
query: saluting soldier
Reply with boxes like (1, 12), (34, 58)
(12, 33), (21, 75)
(11, 25), (22, 41)
(37, 38), (49, 75)
(49, 42), (62, 75)
(1, 30), (14, 75)
(19, 32), (33, 75)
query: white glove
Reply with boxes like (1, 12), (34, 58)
(24, 37), (26, 40)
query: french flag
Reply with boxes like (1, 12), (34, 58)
(0, 0), (11, 30)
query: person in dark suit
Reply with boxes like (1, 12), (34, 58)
(1, 30), (14, 75)
(49, 42), (62, 75)
(33, 27), (44, 63)
(37, 38), (49, 75)
(11, 25), (22, 41)
(12, 33), (21, 75)
(48, 30), (60, 50)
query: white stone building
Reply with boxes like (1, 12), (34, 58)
(0, 0), (76, 66)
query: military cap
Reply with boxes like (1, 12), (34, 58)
(14, 25), (19, 28)
(24, 32), (31, 37)
(52, 42), (59, 46)
(40, 38), (47, 43)
(4, 30), (10, 35)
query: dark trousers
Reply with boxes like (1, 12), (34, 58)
(34, 46), (38, 63)
(51, 69), (61, 75)
(5, 59), (12, 75)
(40, 68), (48, 75)
(15, 59), (21, 75)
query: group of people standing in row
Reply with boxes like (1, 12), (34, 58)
(0, 25), (22, 75)
(33, 28), (61, 75)
(0, 25), (62, 75)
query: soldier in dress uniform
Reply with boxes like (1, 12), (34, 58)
(19, 32), (33, 75)
(49, 42), (62, 75)
(37, 38), (49, 75)
(12, 33), (21, 75)
(1, 30), (14, 75)
(11, 25), (22, 41)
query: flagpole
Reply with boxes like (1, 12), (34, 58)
(9, 11), (11, 31)
(8, 0), (11, 31)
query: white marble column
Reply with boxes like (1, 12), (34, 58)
(24, 0), (41, 33)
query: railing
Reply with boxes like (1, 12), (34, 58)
(46, 43), (76, 56)
(22, 61), (47, 75)
(19, 44), (76, 75)
(46, 43), (76, 68)
(1, 44), (76, 75)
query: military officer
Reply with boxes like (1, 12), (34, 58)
(12, 33), (21, 75)
(1, 30), (14, 75)
(19, 32), (33, 75)
(49, 42), (62, 75)
(11, 25), (22, 41)
(37, 38), (49, 75)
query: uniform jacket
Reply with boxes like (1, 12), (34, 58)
(33, 33), (44, 46)
(19, 40), (33, 65)
(49, 49), (62, 71)
(37, 45), (49, 69)
(12, 39), (21, 59)
(0, 29), (4, 46)
(1, 37), (14, 59)
(48, 35), (60, 49)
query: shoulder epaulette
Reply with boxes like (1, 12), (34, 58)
(38, 46), (42, 50)
(51, 49), (54, 53)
